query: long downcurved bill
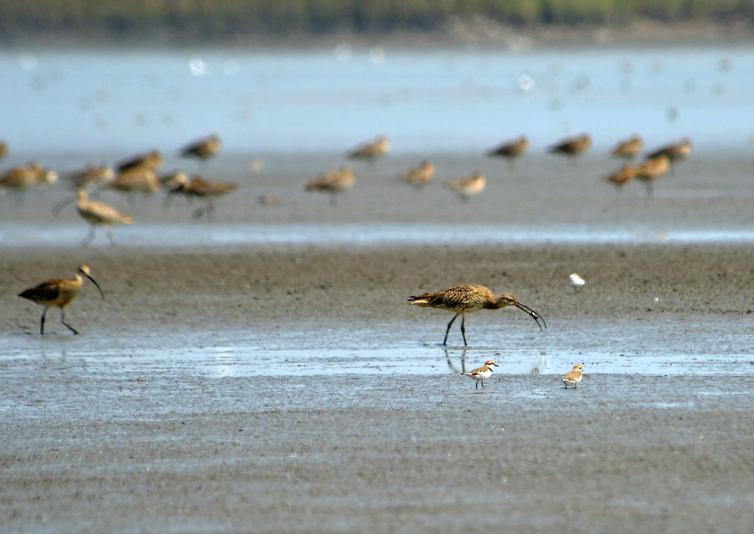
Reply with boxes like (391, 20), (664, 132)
(83, 273), (106, 300)
(515, 302), (546, 330)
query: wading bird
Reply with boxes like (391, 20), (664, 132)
(66, 165), (115, 190)
(447, 171), (486, 200)
(74, 189), (133, 245)
(402, 160), (434, 187)
(408, 284), (546, 346)
(549, 133), (591, 160)
(635, 154), (670, 196)
(603, 163), (637, 191)
(347, 135), (390, 162)
(116, 150), (162, 173)
(487, 135), (528, 169)
(462, 359), (498, 389)
(165, 173), (237, 218)
(647, 138), (692, 175)
(561, 363), (584, 389)
(304, 166), (355, 206)
(180, 134), (222, 162)
(18, 264), (105, 335)
(611, 135), (643, 159)
(0, 163), (58, 199)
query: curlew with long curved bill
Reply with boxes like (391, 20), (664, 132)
(116, 150), (162, 173)
(402, 160), (434, 187)
(347, 136), (390, 162)
(165, 173), (237, 218)
(447, 171), (486, 200)
(18, 264), (105, 335)
(548, 133), (591, 160)
(74, 189), (133, 245)
(180, 134), (222, 163)
(610, 135), (643, 159)
(304, 166), (355, 206)
(408, 284), (546, 346)
(635, 155), (670, 197)
(603, 163), (637, 191)
(487, 135), (528, 169)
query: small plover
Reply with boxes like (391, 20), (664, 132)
(462, 359), (498, 389)
(561, 363), (584, 389)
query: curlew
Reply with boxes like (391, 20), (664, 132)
(635, 155), (670, 197)
(402, 160), (434, 187)
(18, 264), (105, 335)
(462, 359), (498, 389)
(304, 166), (355, 206)
(603, 163), (637, 191)
(180, 134), (222, 162)
(561, 363), (583, 389)
(116, 150), (162, 173)
(347, 136), (390, 162)
(548, 133), (591, 160)
(447, 171), (486, 200)
(408, 284), (546, 346)
(610, 135), (643, 159)
(165, 173), (237, 218)
(66, 165), (115, 190)
(75, 189), (133, 245)
(487, 135), (528, 169)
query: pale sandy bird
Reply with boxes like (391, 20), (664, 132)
(561, 363), (584, 389)
(487, 135), (529, 169)
(116, 150), (162, 173)
(18, 264), (105, 335)
(0, 140), (7, 160)
(106, 168), (160, 204)
(603, 163), (637, 191)
(462, 359), (499, 389)
(347, 135), (390, 162)
(635, 155), (670, 197)
(0, 163), (57, 199)
(611, 135), (643, 159)
(166, 174), (237, 218)
(180, 134), (222, 161)
(647, 138), (692, 163)
(409, 284), (546, 346)
(402, 160), (434, 187)
(66, 165), (115, 190)
(75, 189), (133, 245)
(447, 171), (486, 200)
(549, 133), (591, 159)
(304, 166), (356, 206)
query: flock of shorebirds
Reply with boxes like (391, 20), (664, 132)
(5, 131), (691, 389)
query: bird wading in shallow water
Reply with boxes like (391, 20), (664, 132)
(408, 284), (546, 346)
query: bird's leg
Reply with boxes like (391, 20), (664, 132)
(481, 380), (484, 389)
(443, 314), (459, 346)
(60, 309), (79, 335)
(460, 315), (467, 346)
(475, 381), (479, 390)
(81, 226), (96, 246)
(40, 308), (47, 335)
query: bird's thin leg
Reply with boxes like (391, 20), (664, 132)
(460, 315), (468, 346)
(81, 226), (96, 246)
(40, 308), (47, 335)
(443, 314), (459, 346)
(475, 381), (479, 390)
(481, 380), (484, 389)
(60, 309), (79, 335)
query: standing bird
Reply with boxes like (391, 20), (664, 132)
(635, 155), (670, 197)
(304, 166), (356, 206)
(611, 135), (643, 159)
(487, 135), (528, 169)
(180, 134), (222, 163)
(548, 133), (591, 160)
(0, 163), (58, 199)
(116, 150), (162, 173)
(561, 363), (584, 389)
(165, 174), (237, 218)
(75, 189), (133, 245)
(603, 163), (637, 192)
(462, 359), (498, 389)
(0, 140), (7, 160)
(347, 135), (390, 162)
(408, 284), (546, 346)
(402, 160), (434, 187)
(447, 171), (486, 200)
(18, 264), (105, 335)
(66, 165), (115, 190)
(647, 138), (692, 175)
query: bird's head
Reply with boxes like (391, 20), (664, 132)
(483, 359), (498, 368)
(496, 292), (547, 331)
(77, 264), (105, 300)
(571, 363), (584, 372)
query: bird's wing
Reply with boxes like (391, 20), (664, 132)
(19, 280), (62, 301)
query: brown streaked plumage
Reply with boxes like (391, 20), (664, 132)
(604, 163), (637, 190)
(402, 160), (434, 187)
(408, 284), (546, 346)
(561, 363), (584, 389)
(647, 138), (692, 163)
(488, 135), (528, 169)
(635, 154), (670, 196)
(0, 163), (58, 191)
(18, 264), (105, 335)
(347, 136), (390, 161)
(447, 171), (486, 200)
(304, 166), (355, 206)
(166, 174), (237, 218)
(66, 165), (115, 190)
(180, 134), (222, 161)
(611, 135), (643, 159)
(462, 359), (498, 389)
(549, 133), (591, 158)
(116, 150), (162, 173)
(75, 189), (133, 245)
(107, 168), (160, 197)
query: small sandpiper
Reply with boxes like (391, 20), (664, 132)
(462, 359), (498, 389)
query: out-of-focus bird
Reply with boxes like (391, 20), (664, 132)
(561, 363), (584, 389)
(106, 168), (160, 201)
(635, 155), (670, 197)
(603, 164), (637, 191)
(610, 135), (643, 159)
(347, 136), (390, 162)
(0, 140), (7, 160)
(180, 134), (222, 161)
(66, 165), (115, 190)
(568, 273), (586, 289)
(304, 166), (356, 206)
(165, 173), (237, 218)
(647, 139), (692, 172)
(462, 359), (498, 389)
(0, 163), (58, 197)
(447, 171), (486, 200)
(487, 135), (528, 169)
(75, 189), (133, 245)
(402, 160), (434, 187)
(116, 150), (162, 173)
(549, 133), (591, 159)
